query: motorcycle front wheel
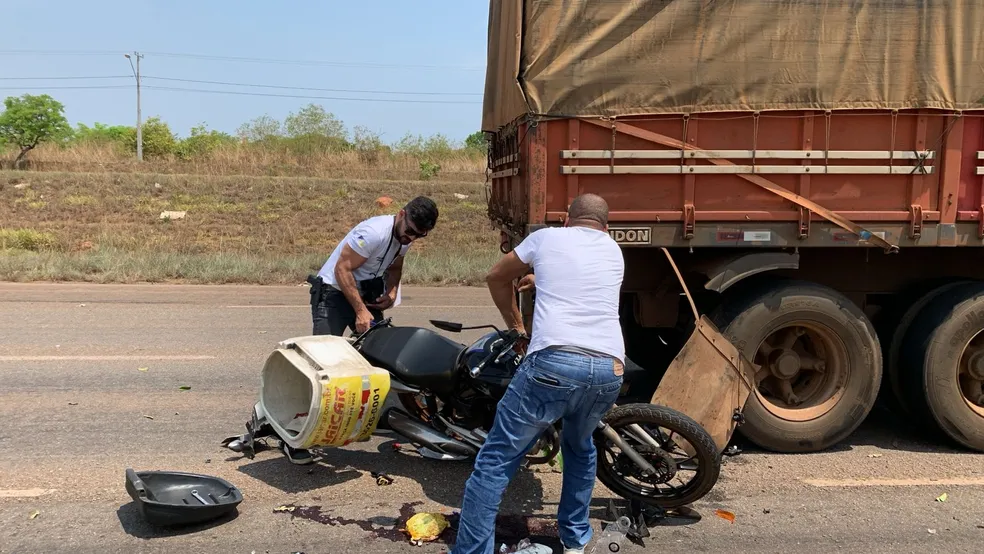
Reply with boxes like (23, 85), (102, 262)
(594, 404), (722, 508)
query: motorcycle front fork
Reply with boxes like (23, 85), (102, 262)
(595, 420), (661, 477)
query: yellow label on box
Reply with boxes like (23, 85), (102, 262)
(303, 372), (391, 449)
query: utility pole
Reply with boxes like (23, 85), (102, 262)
(124, 51), (144, 161)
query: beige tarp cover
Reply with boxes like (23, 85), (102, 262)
(482, 0), (984, 132)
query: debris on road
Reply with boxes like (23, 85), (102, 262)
(715, 509), (736, 523)
(68, 402), (78, 406)
(28, 510), (40, 520)
(928, 529), (937, 535)
(274, 505), (296, 513)
(937, 493), (948, 503)
(867, 453), (883, 458)
(138, 367), (148, 372)
(125, 468), (243, 526)
(370, 471), (393, 486)
(179, 386), (191, 391)
(724, 445), (742, 457)
(404, 512), (450, 545)
(498, 538), (551, 553)
(142, 415), (154, 420)
(586, 516), (631, 554)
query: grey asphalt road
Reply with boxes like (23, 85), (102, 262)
(1, 283), (983, 554)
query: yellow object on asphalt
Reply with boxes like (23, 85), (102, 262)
(405, 512), (449, 545)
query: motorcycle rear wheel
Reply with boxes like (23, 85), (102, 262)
(594, 404), (721, 508)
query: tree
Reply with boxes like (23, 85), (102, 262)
(236, 114), (282, 143)
(71, 122), (131, 145)
(464, 131), (489, 153)
(177, 122), (236, 159)
(284, 104), (347, 140)
(0, 94), (71, 168)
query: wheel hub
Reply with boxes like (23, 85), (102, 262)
(966, 348), (984, 381)
(616, 445), (677, 484)
(769, 350), (802, 379)
(752, 322), (848, 422)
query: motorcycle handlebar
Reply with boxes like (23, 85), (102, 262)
(469, 328), (527, 378)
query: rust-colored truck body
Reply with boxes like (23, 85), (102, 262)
(482, 1), (984, 454)
(489, 111), (984, 250)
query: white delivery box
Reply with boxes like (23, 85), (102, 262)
(258, 335), (391, 450)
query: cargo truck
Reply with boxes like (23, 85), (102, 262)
(480, 0), (984, 453)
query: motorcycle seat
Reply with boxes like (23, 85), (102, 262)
(359, 326), (465, 395)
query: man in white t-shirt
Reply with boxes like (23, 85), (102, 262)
(282, 196), (437, 466)
(307, 195), (438, 337)
(452, 193), (625, 554)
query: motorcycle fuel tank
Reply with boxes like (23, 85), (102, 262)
(463, 331), (522, 393)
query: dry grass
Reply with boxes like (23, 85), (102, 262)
(5, 142), (488, 182)
(0, 170), (499, 285)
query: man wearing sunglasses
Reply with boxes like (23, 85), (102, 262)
(283, 195), (438, 465)
(308, 195), (438, 338)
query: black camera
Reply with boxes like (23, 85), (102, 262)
(358, 277), (386, 304)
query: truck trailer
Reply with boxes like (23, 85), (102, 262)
(481, 0), (984, 453)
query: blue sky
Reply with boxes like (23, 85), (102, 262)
(1, 1), (490, 144)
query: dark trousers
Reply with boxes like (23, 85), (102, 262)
(311, 285), (383, 336)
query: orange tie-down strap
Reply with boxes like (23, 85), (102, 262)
(580, 118), (900, 254)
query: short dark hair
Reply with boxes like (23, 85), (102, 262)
(567, 193), (609, 226)
(404, 196), (439, 230)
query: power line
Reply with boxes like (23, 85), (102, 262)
(142, 85), (482, 104)
(142, 75), (481, 96)
(0, 85), (132, 90)
(0, 49), (484, 71)
(138, 51), (484, 71)
(0, 75), (131, 81)
(0, 49), (122, 56)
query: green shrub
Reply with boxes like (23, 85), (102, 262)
(0, 228), (56, 251)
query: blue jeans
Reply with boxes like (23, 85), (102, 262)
(451, 348), (624, 554)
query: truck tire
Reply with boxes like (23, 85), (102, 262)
(897, 282), (984, 452)
(711, 280), (881, 453)
(882, 280), (973, 419)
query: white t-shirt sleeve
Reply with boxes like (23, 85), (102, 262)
(345, 222), (383, 259)
(512, 229), (544, 266)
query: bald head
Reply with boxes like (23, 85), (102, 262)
(567, 193), (609, 228)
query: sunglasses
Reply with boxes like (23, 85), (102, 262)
(403, 219), (429, 239)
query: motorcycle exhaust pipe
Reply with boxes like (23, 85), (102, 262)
(385, 409), (478, 458)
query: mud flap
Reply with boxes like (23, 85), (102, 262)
(649, 249), (756, 452)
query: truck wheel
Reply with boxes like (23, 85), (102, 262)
(711, 280), (881, 452)
(898, 282), (984, 452)
(882, 280), (973, 418)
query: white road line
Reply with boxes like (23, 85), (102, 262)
(224, 305), (491, 309)
(804, 477), (984, 487)
(0, 355), (216, 361)
(0, 489), (55, 498)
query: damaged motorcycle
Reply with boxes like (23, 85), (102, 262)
(222, 317), (722, 508)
